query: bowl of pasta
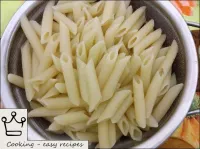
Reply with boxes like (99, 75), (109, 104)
(1, 0), (198, 148)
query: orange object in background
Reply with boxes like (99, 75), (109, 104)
(171, 0), (197, 16)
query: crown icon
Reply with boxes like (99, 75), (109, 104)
(1, 111), (26, 136)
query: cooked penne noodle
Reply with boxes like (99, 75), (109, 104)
(48, 121), (64, 132)
(145, 41), (178, 118)
(31, 50), (39, 77)
(93, 17), (104, 42)
(30, 101), (42, 109)
(119, 65), (130, 84)
(117, 6), (146, 37)
(153, 84), (183, 122)
(88, 40), (106, 66)
(133, 75), (146, 128)
(52, 2), (74, 13)
(82, 29), (96, 51)
(87, 101), (108, 125)
(54, 111), (89, 125)
(30, 66), (59, 90)
(151, 56), (165, 78)
(34, 79), (57, 98)
(141, 54), (154, 92)
(41, 1), (54, 44)
(117, 116), (129, 136)
(28, 107), (67, 117)
(98, 49), (118, 89)
(146, 115), (158, 128)
(105, 16), (124, 48)
(126, 106), (136, 124)
(101, 1), (115, 26)
(41, 86), (60, 99)
(125, 5), (133, 19)
(111, 94), (133, 123)
(158, 69), (172, 96)
(76, 42), (87, 63)
(60, 21), (72, 57)
(76, 132), (98, 142)
(40, 96), (75, 109)
(97, 90), (131, 123)
(115, 1), (126, 18)
(8, 74), (24, 88)
(21, 42), (35, 101)
(20, 15), (44, 60)
(98, 120), (110, 148)
(102, 56), (131, 101)
(53, 21), (59, 33)
(128, 20), (154, 48)
(96, 53), (107, 75)
(77, 17), (85, 34)
(60, 53), (81, 106)
(55, 83), (67, 94)
(129, 123), (142, 141)
(134, 29), (162, 55)
(54, 11), (77, 35)
(89, 1), (104, 17)
(73, 2), (83, 22)
(52, 54), (62, 72)
(157, 47), (170, 58)
(140, 46), (154, 60)
(108, 121), (116, 148)
(69, 121), (87, 131)
(76, 58), (89, 103)
(38, 33), (60, 73)
(86, 60), (102, 112)
(170, 73), (177, 88)
(30, 20), (41, 37)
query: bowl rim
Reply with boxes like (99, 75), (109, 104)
(1, 1), (198, 148)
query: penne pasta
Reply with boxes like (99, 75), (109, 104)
(40, 96), (75, 109)
(76, 132), (98, 142)
(31, 50), (39, 77)
(133, 29), (162, 55)
(111, 94), (133, 123)
(76, 58), (89, 103)
(117, 6), (146, 37)
(83, 7), (93, 21)
(115, 1), (126, 18)
(146, 115), (158, 128)
(52, 54), (62, 72)
(98, 49), (118, 89)
(21, 15), (44, 60)
(86, 60), (102, 112)
(125, 5), (133, 19)
(72, 2), (83, 22)
(21, 42), (35, 101)
(126, 106), (136, 124)
(157, 47), (170, 58)
(8, 74), (24, 88)
(28, 107), (67, 117)
(30, 20), (41, 37)
(145, 41), (178, 118)
(98, 120), (110, 148)
(41, 1), (55, 44)
(69, 121), (87, 131)
(170, 73), (177, 88)
(108, 121), (116, 148)
(141, 54), (154, 92)
(129, 123), (142, 141)
(60, 53), (81, 106)
(60, 21), (72, 57)
(54, 111), (89, 125)
(133, 75), (146, 128)
(41, 86), (60, 99)
(97, 90), (131, 123)
(88, 40), (106, 67)
(76, 42), (87, 63)
(89, 1), (105, 17)
(151, 56), (165, 78)
(30, 101), (42, 109)
(117, 116), (129, 136)
(153, 84), (183, 122)
(102, 56), (131, 101)
(101, 1), (115, 26)
(128, 19), (154, 48)
(48, 121), (64, 132)
(54, 11), (77, 35)
(34, 79), (57, 98)
(53, 21), (59, 33)
(105, 16), (124, 48)
(55, 83), (67, 94)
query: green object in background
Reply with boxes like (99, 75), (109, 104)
(183, 1), (200, 30)
(1, 1), (24, 36)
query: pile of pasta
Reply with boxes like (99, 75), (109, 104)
(8, 1), (184, 148)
